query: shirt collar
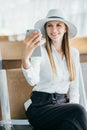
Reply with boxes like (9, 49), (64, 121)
(51, 44), (65, 61)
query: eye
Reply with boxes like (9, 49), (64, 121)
(47, 24), (52, 27)
(57, 24), (62, 27)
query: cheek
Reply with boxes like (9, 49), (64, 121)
(46, 28), (50, 36)
(60, 28), (66, 34)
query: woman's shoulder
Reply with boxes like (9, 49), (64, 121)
(70, 47), (80, 63)
(70, 47), (80, 57)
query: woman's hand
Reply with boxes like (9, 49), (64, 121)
(22, 31), (42, 69)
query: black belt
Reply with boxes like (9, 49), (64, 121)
(30, 91), (69, 106)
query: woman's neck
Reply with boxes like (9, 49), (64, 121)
(52, 39), (63, 53)
(52, 39), (64, 59)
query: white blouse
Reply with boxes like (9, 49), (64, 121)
(22, 44), (81, 110)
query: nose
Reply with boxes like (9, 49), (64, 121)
(52, 26), (57, 33)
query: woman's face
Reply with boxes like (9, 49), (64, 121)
(46, 20), (67, 42)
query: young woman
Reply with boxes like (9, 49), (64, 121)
(22, 9), (87, 130)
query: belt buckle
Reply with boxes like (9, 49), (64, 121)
(52, 93), (57, 104)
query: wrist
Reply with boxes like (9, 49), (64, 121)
(22, 59), (31, 69)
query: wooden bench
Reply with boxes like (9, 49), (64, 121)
(0, 69), (33, 129)
(6, 68), (32, 120)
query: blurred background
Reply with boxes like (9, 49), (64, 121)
(0, 0), (87, 37)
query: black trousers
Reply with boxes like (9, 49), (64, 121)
(26, 91), (87, 130)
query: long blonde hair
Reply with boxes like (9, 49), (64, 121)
(45, 26), (75, 81)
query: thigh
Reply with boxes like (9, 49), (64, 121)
(26, 103), (84, 129)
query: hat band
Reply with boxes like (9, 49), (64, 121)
(48, 16), (64, 20)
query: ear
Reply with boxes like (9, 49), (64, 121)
(64, 30), (66, 33)
(64, 26), (67, 33)
(64, 25), (68, 33)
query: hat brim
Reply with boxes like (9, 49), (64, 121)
(34, 18), (77, 38)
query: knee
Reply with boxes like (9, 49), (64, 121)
(72, 104), (86, 116)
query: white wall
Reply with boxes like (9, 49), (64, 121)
(0, 0), (87, 36)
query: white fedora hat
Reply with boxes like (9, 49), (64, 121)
(34, 9), (77, 38)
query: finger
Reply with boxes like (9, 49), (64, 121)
(26, 34), (42, 49)
(33, 41), (40, 48)
(24, 32), (41, 44)
(32, 35), (42, 45)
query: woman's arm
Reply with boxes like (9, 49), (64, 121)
(69, 48), (80, 103)
(22, 31), (42, 69)
(22, 57), (42, 86)
(21, 31), (42, 86)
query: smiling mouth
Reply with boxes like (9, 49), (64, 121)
(51, 34), (58, 37)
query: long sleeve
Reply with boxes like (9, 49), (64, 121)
(69, 48), (87, 110)
(69, 49), (80, 103)
(22, 57), (42, 86)
(79, 64), (87, 110)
